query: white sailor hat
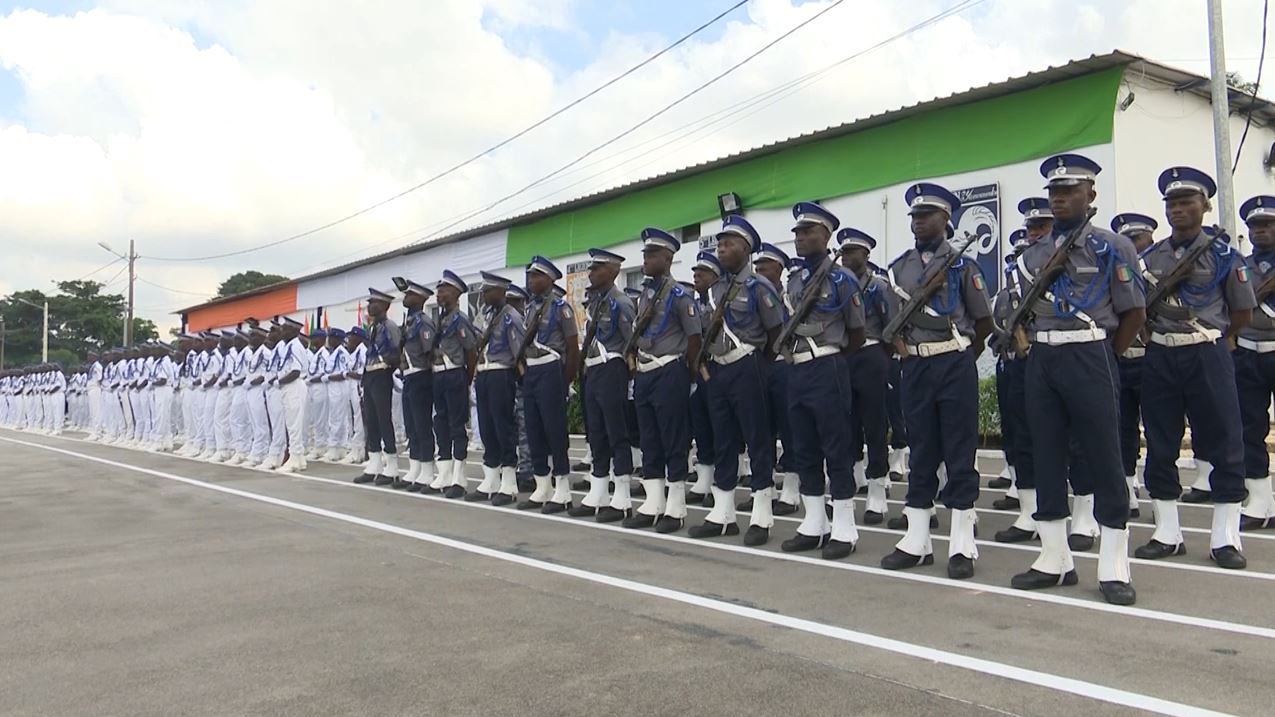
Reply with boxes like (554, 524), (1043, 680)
(640, 228), (681, 254)
(715, 215), (760, 252)
(1241, 195), (1275, 223)
(754, 242), (790, 266)
(367, 287), (394, 304)
(791, 201), (839, 233)
(438, 269), (468, 293)
(693, 250), (723, 275)
(588, 248), (625, 266)
(526, 255), (563, 281)
(1110, 213), (1159, 236)
(1017, 197), (1053, 221)
(1040, 153), (1102, 187)
(1009, 228), (1029, 248)
(1158, 166), (1217, 200)
(480, 271), (512, 290)
(905, 183), (961, 216)
(836, 227), (877, 252)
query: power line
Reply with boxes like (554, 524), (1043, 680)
(413, 0), (850, 244)
(70, 256), (124, 283)
(136, 276), (212, 297)
(142, 0), (751, 264)
(1233, 0), (1270, 173)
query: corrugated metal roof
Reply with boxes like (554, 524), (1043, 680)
(179, 50), (1273, 314)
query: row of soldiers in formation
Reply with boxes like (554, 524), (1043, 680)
(3, 152), (1273, 608)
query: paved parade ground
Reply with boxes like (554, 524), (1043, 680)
(2, 428), (1272, 716)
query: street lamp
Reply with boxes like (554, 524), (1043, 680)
(98, 239), (137, 347)
(9, 296), (49, 363)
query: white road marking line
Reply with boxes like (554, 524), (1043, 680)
(0, 435), (1240, 717)
(12, 433), (1273, 642)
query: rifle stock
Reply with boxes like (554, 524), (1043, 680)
(999, 208), (1098, 356)
(1145, 227), (1228, 319)
(773, 255), (835, 363)
(695, 274), (743, 379)
(880, 234), (976, 348)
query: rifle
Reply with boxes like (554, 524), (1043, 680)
(1145, 226), (1228, 319)
(997, 208), (1098, 356)
(881, 232), (979, 354)
(469, 306), (504, 382)
(1256, 273), (1275, 305)
(579, 290), (612, 375)
(621, 278), (672, 373)
(695, 273), (745, 380)
(773, 254), (837, 363)
(513, 296), (552, 377)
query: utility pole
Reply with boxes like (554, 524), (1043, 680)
(1, 317), (5, 368)
(1207, 0), (1237, 237)
(126, 238), (136, 347)
(9, 297), (49, 362)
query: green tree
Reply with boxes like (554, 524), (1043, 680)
(216, 270), (290, 298)
(0, 280), (159, 368)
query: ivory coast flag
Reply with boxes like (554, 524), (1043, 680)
(1116, 263), (1134, 283)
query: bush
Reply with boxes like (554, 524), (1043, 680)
(978, 376), (1001, 446)
(567, 380), (584, 434)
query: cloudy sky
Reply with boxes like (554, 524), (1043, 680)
(1, 0), (1272, 330)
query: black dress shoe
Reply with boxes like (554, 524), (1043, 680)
(992, 496), (1020, 510)
(572, 461), (591, 472)
(702, 492), (715, 509)
(464, 490), (493, 502)
(822, 539), (856, 561)
(623, 513), (657, 529)
(888, 470), (904, 481)
(567, 503), (600, 518)
(420, 485), (442, 495)
(631, 483), (645, 498)
(541, 501), (570, 515)
(743, 525), (769, 546)
(391, 478), (411, 490)
(1240, 514), (1275, 531)
(406, 483), (423, 493)
(781, 532), (829, 552)
(737, 496), (754, 511)
(1068, 533), (1095, 552)
(1011, 568), (1078, 590)
(353, 474), (375, 484)
(516, 475), (534, 493)
(947, 554), (975, 579)
(686, 491), (707, 505)
(687, 520), (739, 539)
(1210, 546), (1247, 569)
(654, 515), (684, 533)
(994, 526), (1037, 543)
(880, 549), (934, 570)
(1133, 540), (1185, 560)
(1181, 488), (1212, 504)
(443, 485), (466, 500)
(374, 475), (395, 486)
(773, 501), (798, 516)
(516, 498), (543, 511)
(863, 510), (883, 525)
(987, 476), (1012, 489)
(596, 506), (630, 523)
(491, 493), (515, 507)
(572, 477), (590, 490)
(1099, 581), (1137, 605)
(886, 513), (939, 530)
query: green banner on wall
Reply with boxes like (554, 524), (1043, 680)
(505, 65), (1124, 265)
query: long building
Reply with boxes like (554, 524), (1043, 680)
(178, 51), (1275, 334)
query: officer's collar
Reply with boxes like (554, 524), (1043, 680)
(913, 238), (944, 255)
(1169, 229), (1205, 250)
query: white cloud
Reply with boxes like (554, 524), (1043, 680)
(0, 0), (1271, 333)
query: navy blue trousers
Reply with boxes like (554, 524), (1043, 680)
(886, 357), (908, 448)
(523, 361), (570, 476)
(1142, 342), (1245, 503)
(1235, 348), (1275, 478)
(766, 360), (794, 472)
(847, 344), (890, 479)
(584, 359), (634, 477)
(706, 352), (774, 491)
(1026, 341), (1127, 526)
(432, 368), (469, 461)
(634, 360), (691, 481)
(900, 350), (979, 510)
(402, 371), (435, 461)
(790, 355), (855, 499)
(476, 368), (517, 468)
(361, 369), (396, 454)
(689, 374), (714, 465)
(1117, 356), (1145, 477)
(998, 357), (1034, 489)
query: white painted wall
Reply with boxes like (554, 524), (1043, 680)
(1113, 73), (1275, 251)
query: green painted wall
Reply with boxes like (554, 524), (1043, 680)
(506, 65), (1124, 265)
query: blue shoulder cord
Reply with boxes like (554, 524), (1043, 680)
(1177, 243), (1234, 308)
(1050, 238), (1116, 318)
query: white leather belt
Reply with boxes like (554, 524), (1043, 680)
(1121, 347), (1146, 359)
(791, 344), (841, 365)
(476, 362), (512, 373)
(366, 361), (389, 371)
(861, 338), (880, 347)
(525, 354), (560, 367)
(1032, 328), (1107, 345)
(904, 338), (966, 358)
(1238, 337), (1275, 353)
(711, 343), (755, 366)
(403, 366), (428, 376)
(1150, 330), (1221, 347)
(584, 354), (620, 368)
(636, 354), (679, 373)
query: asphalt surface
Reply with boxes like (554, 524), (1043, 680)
(2, 428), (1272, 716)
